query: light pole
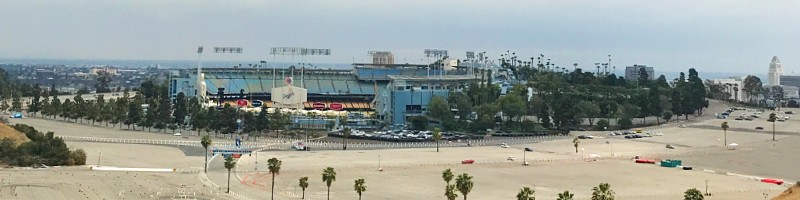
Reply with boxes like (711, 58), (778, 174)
(606, 141), (613, 157)
(254, 151), (258, 171)
(523, 147), (532, 166)
(705, 179), (710, 196)
(97, 151), (102, 166)
(378, 154), (383, 171)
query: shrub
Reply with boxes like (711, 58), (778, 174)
(596, 119), (610, 131)
(618, 117), (633, 130)
(70, 149), (87, 165)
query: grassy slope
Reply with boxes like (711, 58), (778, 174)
(0, 123), (29, 145)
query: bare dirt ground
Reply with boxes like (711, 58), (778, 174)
(1, 100), (798, 200)
(0, 167), (233, 200)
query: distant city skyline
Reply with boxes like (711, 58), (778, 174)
(1, 0), (798, 73)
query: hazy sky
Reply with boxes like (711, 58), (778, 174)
(1, 0), (799, 73)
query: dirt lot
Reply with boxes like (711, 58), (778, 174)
(0, 167), (233, 200)
(1, 102), (798, 200)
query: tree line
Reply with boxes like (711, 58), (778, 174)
(17, 79), (291, 139)
(426, 57), (708, 133)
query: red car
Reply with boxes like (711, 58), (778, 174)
(461, 160), (475, 164)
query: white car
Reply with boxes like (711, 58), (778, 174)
(500, 143), (510, 148)
(173, 133), (182, 136)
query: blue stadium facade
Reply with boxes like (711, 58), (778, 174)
(169, 63), (473, 128)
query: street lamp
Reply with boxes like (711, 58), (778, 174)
(523, 147), (533, 166)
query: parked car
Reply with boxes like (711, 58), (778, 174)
(577, 135), (593, 139)
(785, 111), (794, 114)
(755, 127), (764, 130)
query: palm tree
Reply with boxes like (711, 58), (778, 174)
(224, 156), (237, 193)
(342, 127), (350, 150)
(591, 183), (615, 200)
(768, 112), (777, 141)
(516, 186), (535, 200)
(683, 188), (704, 200)
(268, 158), (282, 200)
(442, 168), (454, 184)
(201, 135), (212, 173)
(455, 173), (474, 200)
(573, 137), (580, 153)
(433, 128), (442, 152)
(557, 191), (574, 200)
(299, 177), (309, 199)
(721, 122), (729, 147)
(354, 178), (366, 200)
(445, 184), (458, 200)
(322, 167), (337, 200)
(733, 84), (739, 102)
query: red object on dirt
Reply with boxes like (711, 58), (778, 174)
(635, 159), (656, 164)
(329, 103), (343, 111)
(461, 160), (475, 164)
(761, 178), (785, 185)
(232, 154), (242, 158)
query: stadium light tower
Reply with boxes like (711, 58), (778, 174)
(196, 46), (205, 103)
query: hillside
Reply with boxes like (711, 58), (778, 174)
(773, 183), (800, 200)
(0, 123), (29, 145)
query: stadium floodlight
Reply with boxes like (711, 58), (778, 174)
(466, 51), (475, 59)
(424, 49), (448, 58)
(214, 47), (243, 54)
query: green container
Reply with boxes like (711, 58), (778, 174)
(660, 159), (681, 167)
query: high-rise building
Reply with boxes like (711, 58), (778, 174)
(624, 64), (654, 81)
(768, 56), (782, 86)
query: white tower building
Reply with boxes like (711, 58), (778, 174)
(769, 56), (782, 86)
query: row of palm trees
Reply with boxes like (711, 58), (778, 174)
(207, 135), (705, 200)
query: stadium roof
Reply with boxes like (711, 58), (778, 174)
(387, 75), (477, 81)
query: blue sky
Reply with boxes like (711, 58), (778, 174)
(1, 0), (798, 74)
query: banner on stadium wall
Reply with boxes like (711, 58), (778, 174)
(329, 103), (343, 111)
(312, 102), (325, 110)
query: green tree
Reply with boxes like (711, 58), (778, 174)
(637, 67), (650, 86)
(354, 178), (366, 200)
(60, 99), (72, 121)
(445, 184), (458, 200)
(516, 186), (535, 200)
(156, 97), (172, 132)
(662, 111), (673, 123)
(429, 95), (454, 129)
(433, 128), (442, 152)
(27, 84), (42, 116)
(114, 91), (130, 128)
(591, 183), (615, 200)
(721, 122), (729, 146)
(72, 93), (85, 123)
(201, 135), (212, 173)
(557, 191), (574, 200)
(575, 101), (601, 126)
(322, 167), (337, 200)
(409, 116), (429, 131)
(268, 157), (282, 200)
(299, 177), (309, 199)
(11, 94), (21, 112)
(683, 188), (704, 200)
(498, 94), (525, 124)
(173, 92), (188, 128)
(618, 117), (633, 130)
(126, 94), (143, 130)
(596, 119), (610, 131)
(768, 112), (777, 141)
(224, 156), (236, 193)
(455, 173), (474, 200)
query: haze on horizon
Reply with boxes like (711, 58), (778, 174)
(1, 0), (799, 74)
